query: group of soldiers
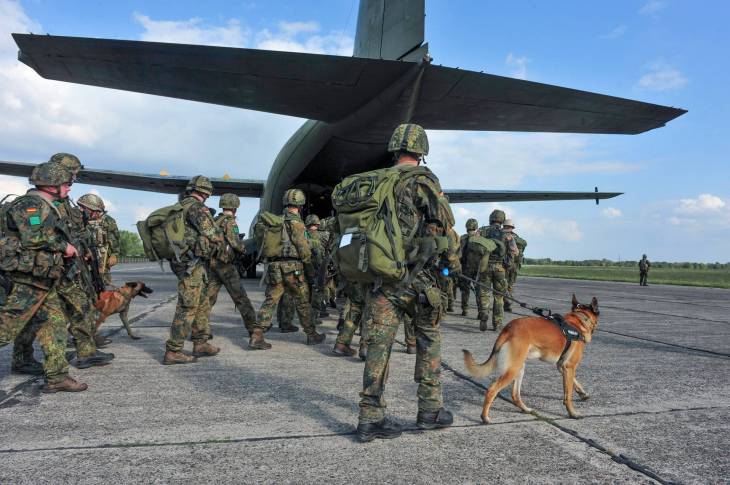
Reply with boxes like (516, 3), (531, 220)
(0, 154), (120, 392)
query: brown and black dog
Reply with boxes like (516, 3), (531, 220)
(94, 282), (153, 340)
(463, 295), (599, 423)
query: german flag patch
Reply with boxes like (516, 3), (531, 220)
(26, 207), (38, 214)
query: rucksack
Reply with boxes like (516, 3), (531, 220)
(332, 166), (434, 283)
(467, 234), (498, 257)
(253, 212), (286, 260)
(136, 201), (188, 261)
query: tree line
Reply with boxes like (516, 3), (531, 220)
(524, 258), (730, 270)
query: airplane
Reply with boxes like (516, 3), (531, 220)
(0, 0), (685, 275)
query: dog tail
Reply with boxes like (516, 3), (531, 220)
(462, 343), (503, 379)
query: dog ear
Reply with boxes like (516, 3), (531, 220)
(591, 297), (599, 313)
(571, 294), (579, 308)
(125, 282), (137, 288)
(142, 284), (154, 294)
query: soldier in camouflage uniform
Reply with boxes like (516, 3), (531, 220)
(502, 219), (526, 311)
(639, 254), (651, 286)
(356, 124), (458, 442)
(319, 216), (339, 309)
(77, 193), (120, 288)
(0, 162), (87, 392)
(164, 176), (224, 365)
(250, 189), (326, 349)
(203, 193), (257, 337)
(276, 293), (298, 332)
(333, 281), (366, 357)
(478, 210), (518, 331)
(458, 218), (480, 317)
(305, 214), (329, 321)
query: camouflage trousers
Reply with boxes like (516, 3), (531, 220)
(277, 293), (296, 327)
(52, 279), (97, 357)
(336, 282), (365, 346)
(359, 282), (444, 424)
(0, 280), (69, 383)
(482, 263), (508, 326)
(436, 272), (455, 310)
(256, 261), (315, 335)
(325, 276), (337, 303)
(506, 265), (518, 294)
(167, 262), (212, 352)
(205, 259), (256, 333)
(101, 270), (112, 287)
(459, 267), (479, 312)
(640, 271), (648, 286)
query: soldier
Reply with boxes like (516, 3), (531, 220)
(250, 189), (326, 349)
(639, 254), (651, 286)
(356, 124), (457, 442)
(204, 193), (257, 337)
(77, 193), (120, 288)
(459, 218), (480, 317)
(501, 219), (526, 312)
(0, 162), (87, 392)
(479, 210), (518, 331)
(305, 214), (328, 321)
(332, 281), (366, 357)
(164, 175), (224, 365)
(437, 223), (459, 313)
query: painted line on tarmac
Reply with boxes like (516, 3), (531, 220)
(0, 295), (177, 408)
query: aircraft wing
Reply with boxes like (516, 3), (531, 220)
(0, 160), (264, 197)
(13, 34), (685, 134)
(443, 189), (621, 204)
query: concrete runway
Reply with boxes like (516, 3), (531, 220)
(1, 263), (728, 484)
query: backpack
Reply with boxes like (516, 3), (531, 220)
(136, 202), (188, 261)
(332, 166), (433, 283)
(253, 212), (286, 260)
(467, 234), (498, 256)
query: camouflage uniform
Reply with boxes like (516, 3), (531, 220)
(305, 223), (328, 321)
(277, 293), (297, 329)
(255, 211), (319, 337)
(166, 195), (223, 352)
(0, 188), (71, 383)
(639, 255), (651, 286)
(479, 222), (518, 330)
(86, 214), (120, 287)
(359, 164), (456, 424)
(504, 226), (526, 298)
(204, 212), (257, 333)
(335, 281), (366, 347)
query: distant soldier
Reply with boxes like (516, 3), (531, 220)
(0, 162), (87, 392)
(459, 218), (480, 317)
(250, 189), (326, 350)
(639, 254), (651, 286)
(77, 193), (120, 288)
(164, 175), (224, 365)
(305, 214), (328, 321)
(479, 210), (518, 331)
(502, 219), (526, 312)
(204, 193), (257, 337)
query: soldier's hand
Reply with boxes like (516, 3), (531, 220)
(64, 243), (79, 259)
(108, 254), (118, 267)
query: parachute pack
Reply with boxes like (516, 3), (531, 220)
(466, 234), (499, 257)
(253, 212), (286, 260)
(136, 201), (189, 261)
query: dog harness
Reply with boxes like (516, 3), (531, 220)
(543, 313), (584, 367)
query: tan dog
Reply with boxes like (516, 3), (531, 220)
(94, 282), (153, 340)
(463, 295), (599, 423)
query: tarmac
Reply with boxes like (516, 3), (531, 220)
(1, 262), (728, 484)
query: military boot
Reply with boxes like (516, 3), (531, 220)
(461, 309), (468, 317)
(279, 324), (299, 333)
(76, 351), (115, 369)
(337, 316), (345, 331)
(319, 303), (330, 318)
(477, 311), (485, 321)
(332, 342), (357, 357)
(42, 377), (88, 393)
(447, 303), (454, 313)
(328, 298), (337, 309)
(359, 344), (368, 362)
(492, 320), (502, 332)
(163, 350), (197, 365)
(356, 419), (402, 442)
(479, 318), (489, 332)
(306, 331), (326, 345)
(193, 341), (220, 357)
(503, 301), (513, 312)
(94, 334), (112, 348)
(406, 345), (417, 355)
(249, 328), (272, 350)
(416, 408), (454, 430)
(11, 359), (44, 376)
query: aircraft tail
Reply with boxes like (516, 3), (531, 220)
(354, 0), (425, 60)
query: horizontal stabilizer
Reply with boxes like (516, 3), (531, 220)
(13, 34), (686, 134)
(443, 189), (622, 204)
(0, 160), (264, 197)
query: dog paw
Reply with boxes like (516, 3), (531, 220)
(568, 412), (583, 419)
(480, 415), (491, 425)
(579, 394), (590, 401)
(520, 407), (533, 414)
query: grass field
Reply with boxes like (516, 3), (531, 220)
(519, 265), (730, 289)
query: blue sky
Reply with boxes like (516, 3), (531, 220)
(0, 0), (727, 262)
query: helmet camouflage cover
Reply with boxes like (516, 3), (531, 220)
(49, 153), (83, 175)
(77, 193), (105, 212)
(29, 162), (72, 187)
(466, 218), (478, 230)
(282, 188), (306, 207)
(387, 123), (429, 156)
(489, 209), (506, 224)
(503, 219), (514, 228)
(219, 193), (240, 209)
(305, 214), (321, 227)
(186, 175), (214, 196)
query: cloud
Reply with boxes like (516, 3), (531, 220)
(601, 207), (622, 218)
(639, 1), (666, 15)
(0, 174), (28, 201)
(637, 61), (687, 91)
(505, 53), (530, 80)
(602, 25), (627, 39)
(677, 194), (726, 214)
(255, 21), (352, 55)
(134, 13), (247, 47)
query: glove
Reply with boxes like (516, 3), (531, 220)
(108, 254), (118, 267)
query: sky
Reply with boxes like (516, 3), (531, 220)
(0, 0), (728, 262)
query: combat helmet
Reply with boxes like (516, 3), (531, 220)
(387, 123), (429, 156)
(305, 214), (321, 227)
(503, 219), (514, 229)
(219, 193), (240, 209)
(186, 175), (214, 196)
(77, 193), (105, 212)
(49, 153), (83, 175)
(489, 209), (506, 224)
(282, 188), (306, 207)
(29, 162), (72, 187)
(466, 218), (478, 231)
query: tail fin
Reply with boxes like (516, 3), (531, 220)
(462, 346), (501, 379)
(354, 0), (425, 60)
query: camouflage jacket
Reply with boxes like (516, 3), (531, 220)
(180, 196), (223, 261)
(214, 212), (246, 264)
(480, 223), (518, 264)
(280, 211), (312, 268)
(639, 258), (651, 271)
(87, 214), (120, 257)
(512, 232), (527, 267)
(444, 226), (462, 274)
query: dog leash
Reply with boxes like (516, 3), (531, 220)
(457, 273), (552, 318)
